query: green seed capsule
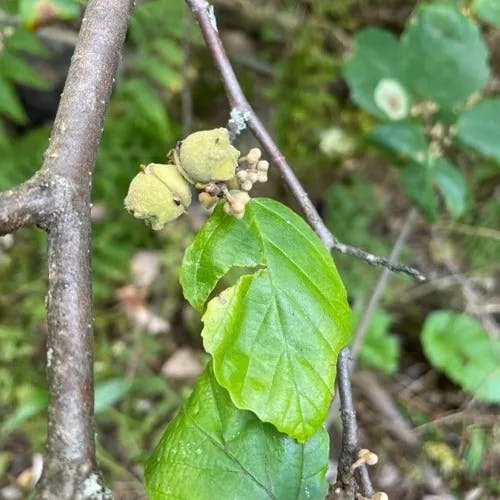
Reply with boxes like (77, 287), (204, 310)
(124, 163), (192, 230)
(175, 128), (240, 184)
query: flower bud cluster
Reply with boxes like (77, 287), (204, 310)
(236, 148), (269, 192)
(223, 190), (251, 219)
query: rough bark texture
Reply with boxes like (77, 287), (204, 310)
(0, 1), (134, 498)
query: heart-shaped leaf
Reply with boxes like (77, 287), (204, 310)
(343, 28), (411, 120)
(402, 3), (490, 108)
(145, 365), (329, 500)
(181, 198), (351, 442)
(422, 311), (500, 403)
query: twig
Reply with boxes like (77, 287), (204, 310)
(444, 259), (500, 337)
(350, 209), (418, 364)
(181, 2), (193, 135)
(413, 409), (497, 435)
(186, 0), (425, 281)
(326, 208), (417, 484)
(441, 221), (500, 241)
(0, 1), (133, 497)
(0, 176), (51, 234)
(336, 349), (373, 498)
(353, 372), (449, 496)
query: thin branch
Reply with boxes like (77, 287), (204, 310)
(336, 348), (373, 498)
(186, 0), (425, 282)
(327, 209), (417, 439)
(350, 209), (418, 364)
(353, 372), (449, 496)
(181, 2), (193, 135)
(0, 176), (51, 235)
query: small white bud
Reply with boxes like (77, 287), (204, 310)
(257, 160), (269, 172)
(257, 172), (268, 183)
(247, 171), (259, 183)
(241, 180), (253, 191)
(246, 147), (262, 165)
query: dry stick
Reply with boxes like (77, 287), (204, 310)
(0, 1), (133, 498)
(350, 209), (418, 364)
(184, 1), (425, 496)
(336, 349), (373, 498)
(328, 210), (416, 496)
(353, 373), (449, 496)
(328, 208), (418, 426)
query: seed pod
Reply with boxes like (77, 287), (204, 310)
(175, 128), (240, 184)
(124, 163), (192, 230)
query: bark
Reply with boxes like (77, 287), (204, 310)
(0, 0), (134, 497)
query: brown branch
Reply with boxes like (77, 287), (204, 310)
(0, 0), (133, 498)
(350, 209), (418, 365)
(0, 175), (51, 234)
(336, 348), (373, 498)
(38, 1), (134, 496)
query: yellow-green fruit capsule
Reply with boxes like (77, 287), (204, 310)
(124, 163), (192, 230)
(176, 128), (240, 184)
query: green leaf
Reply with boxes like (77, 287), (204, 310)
(19, 0), (81, 28)
(464, 426), (486, 472)
(343, 28), (411, 120)
(94, 378), (131, 414)
(119, 79), (170, 139)
(432, 158), (467, 218)
(370, 121), (427, 163)
(181, 198), (351, 442)
(145, 365), (329, 500)
(473, 0), (500, 26)
(357, 309), (399, 375)
(0, 387), (48, 436)
(456, 99), (500, 160)
(0, 51), (48, 89)
(4, 27), (49, 56)
(400, 162), (438, 222)
(422, 311), (500, 403)
(0, 75), (27, 123)
(402, 3), (490, 108)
